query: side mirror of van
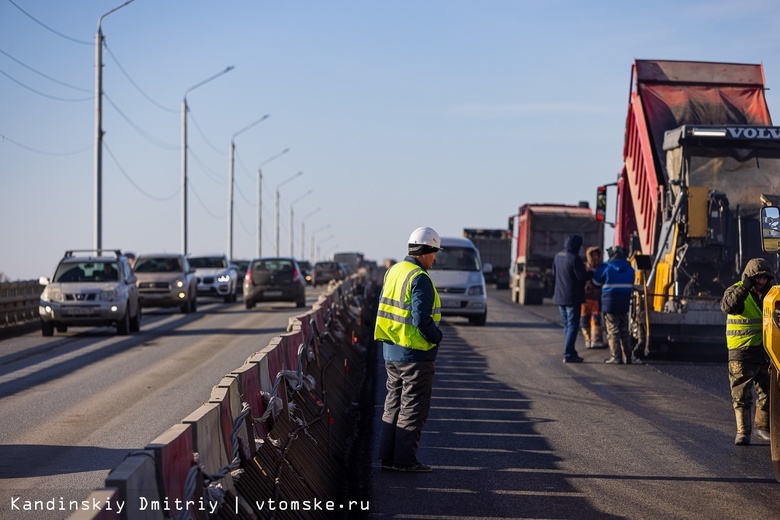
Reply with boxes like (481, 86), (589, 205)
(39, 276), (50, 286)
(483, 263), (493, 274)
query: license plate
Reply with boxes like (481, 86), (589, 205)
(442, 300), (461, 308)
(264, 291), (283, 297)
(64, 308), (97, 316)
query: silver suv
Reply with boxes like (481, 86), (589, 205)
(38, 250), (141, 336)
(133, 254), (198, 313)
(188, 254), (238, 303)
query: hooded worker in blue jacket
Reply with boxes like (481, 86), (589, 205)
(552, 234), (592, 363)
(592, 246), (635, 364)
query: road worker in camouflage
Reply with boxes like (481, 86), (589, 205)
(720, 257), (773, 446)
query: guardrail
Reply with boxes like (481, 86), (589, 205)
(70, 274), (379, 520)
(0, 280), (42, 331)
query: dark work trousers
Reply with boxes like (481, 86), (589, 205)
(378, 360), (436, 467)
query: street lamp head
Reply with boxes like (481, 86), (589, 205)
(259, 147), (291, 168)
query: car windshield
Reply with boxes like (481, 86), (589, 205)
(134, 257), (183, 273)
(429, 247), (481, 272)
(315, 262), (337, 271)
(189, 257), (226, 269)
(53, 261), (120, 282)
(253, 259), (294, 272)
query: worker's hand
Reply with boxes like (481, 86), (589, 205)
(742, 273), (754, 290)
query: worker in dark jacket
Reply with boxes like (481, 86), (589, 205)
(552, 234), (592, 363)
(592, 246), (635, 364)
(720, 257), (773, 445)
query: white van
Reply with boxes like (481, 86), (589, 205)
(427, 236), (490, 326)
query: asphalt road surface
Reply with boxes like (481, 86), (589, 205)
(0, 294), (314, 520)
(365, 289), (780, 519)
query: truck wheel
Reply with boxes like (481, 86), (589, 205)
(41, 320), (54, 337)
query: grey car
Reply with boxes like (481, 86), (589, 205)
(134, 254), (198, 313)
(38, 250), (141, 336)
(243, 257), (306, 309)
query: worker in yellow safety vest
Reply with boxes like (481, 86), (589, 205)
(375, 226), (443, 472)
(720, 257), (774, 445)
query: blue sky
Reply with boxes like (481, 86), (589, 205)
(2, 0), (780, 280)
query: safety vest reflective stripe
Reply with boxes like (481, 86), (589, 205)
(726, 281), (763, 349)
(376, 309), (414, 326)
(602, 283), (634, 289)
(726, 318), (761, 325)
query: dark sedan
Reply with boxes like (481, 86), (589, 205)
(243, 257), (306, 309)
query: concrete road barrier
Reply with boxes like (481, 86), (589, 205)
(71, 274), (378, 519)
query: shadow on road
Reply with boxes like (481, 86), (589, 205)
(363, 324), (623, 519)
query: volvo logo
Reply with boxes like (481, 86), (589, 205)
(727, 127), (780, 139)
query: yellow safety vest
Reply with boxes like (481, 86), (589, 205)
(374, 260), (441, 351)
(726, 282), (763, 349)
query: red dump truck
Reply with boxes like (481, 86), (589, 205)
(605, 59), (780, 357)
(510, 203), (600, 305)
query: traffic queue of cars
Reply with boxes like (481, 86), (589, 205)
(37, 249), (321, 337)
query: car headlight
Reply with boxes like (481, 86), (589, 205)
(467, 286), (484, 296)
(45, 287), (63, 302)
(100, 288), (120, 301)
(217, 274), (231, 283)
(175, 279), (184, 288)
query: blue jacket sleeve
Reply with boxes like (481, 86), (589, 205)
(410, 274), (443, 346)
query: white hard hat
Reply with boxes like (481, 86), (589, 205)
(408, 226), (442, 253)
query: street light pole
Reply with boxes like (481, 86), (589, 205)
(300, 207), (322, 259)
(94, 0), (136, 250)
(310, 224), (331, 263)
(257, 148), (290, 258)
(319, 235), (335, 262)
(182, 66), (234, 255)
(275, 171), (303, 256)
(228, 115), (269, 260)
(289, 190), (313, 258)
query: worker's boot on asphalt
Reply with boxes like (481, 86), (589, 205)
(734, 409), (751, 446)
(755, 408), (770, 441)
(604, 338), (622, 364)
(591, 325), (605, 348)
(581, 328), (592, 349)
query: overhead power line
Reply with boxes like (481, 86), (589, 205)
(104, 42), (177, 114)
(104, 141), (179, 201)
(0, 67), (92, 102)
(189, 110), (227, 155)
(189, 180), (226, 220)
(104, 93), (179, 150)
(5, 0), (91, 45)
(0, 132), (92, 156)
(0, 48), (90, 93)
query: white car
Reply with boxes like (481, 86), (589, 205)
(188, 254), (238, 303)
(38, 249), (141, 336)
(427, 237), (489, 326)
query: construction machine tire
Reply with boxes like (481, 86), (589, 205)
(771, 366), (780, 482)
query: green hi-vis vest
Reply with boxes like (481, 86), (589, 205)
(374, 260), (441, 351)
(726, 282), (763, 349)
